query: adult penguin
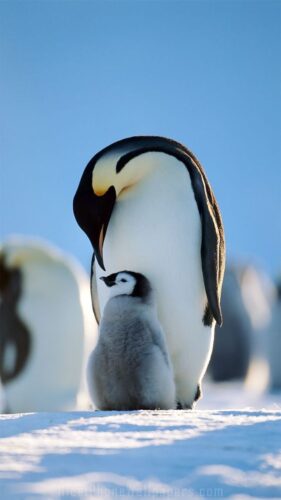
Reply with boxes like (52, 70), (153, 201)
(208, 266), (253, 382)
(73, 136), (225, 408)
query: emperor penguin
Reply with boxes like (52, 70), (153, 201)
(267, 279), (281, 391)
(208, 266), (253, 382)
(87, 271), (176, 410)
(0, 236), (95, 412)
(73, 136), (225, 409)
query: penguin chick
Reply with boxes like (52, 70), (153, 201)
(87, 271), (176, 410)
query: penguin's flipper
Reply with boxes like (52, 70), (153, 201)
(185, 155), (225, 327)
(201, 185), (224, 327)
(90, 254), (101, 324)
(0, 265), (32, 383)
(0, 317), (31, 383)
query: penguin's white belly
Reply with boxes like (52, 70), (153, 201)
(96, 153), (214, 405)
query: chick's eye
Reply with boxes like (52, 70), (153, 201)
(120, 279), (127, 283)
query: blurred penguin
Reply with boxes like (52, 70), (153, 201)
(240, 264), (274, 391)
(209, 263), (275, 390)
(87, 271), (176, 410)
(208, 266), (253, 381)
(0, 236), (96, 412)
(267, 279), (281, 391)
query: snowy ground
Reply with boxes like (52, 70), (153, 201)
(0, 384), (281, 499)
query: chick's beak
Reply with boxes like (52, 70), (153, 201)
(100, 276), (116, 287)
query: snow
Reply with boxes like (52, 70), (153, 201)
(0, 384), (281, 499)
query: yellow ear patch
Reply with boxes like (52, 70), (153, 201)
(91, 149), (155, 198)
(92, 156), (117, 196)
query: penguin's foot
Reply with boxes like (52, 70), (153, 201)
(176, 384), (202, 410)
(176, 401), (192, 410)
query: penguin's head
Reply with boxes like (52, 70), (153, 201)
(73, 136), (184, 270)
(100, 271), (153, 302)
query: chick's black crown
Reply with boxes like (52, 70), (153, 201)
(131, 272), (152, 299)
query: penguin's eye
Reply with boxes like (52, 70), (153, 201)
(120, 279), (127, 283)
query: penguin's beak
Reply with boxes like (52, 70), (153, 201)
(100, 275), (116, 287)
(73, 184), (116, 271)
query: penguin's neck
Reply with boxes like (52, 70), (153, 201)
(115, 156), (155, 197)
(104, 293), (157, 320)
(117, 153), (188, 209)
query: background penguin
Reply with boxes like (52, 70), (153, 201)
(87, 271), (176, 410)
(0, 236), (95, 412)
(208, 262), (275, 392)
(238, 263), (274, 392)
(74, 136), (225, 409)
(0, 256), (31, 385)
(208, 266), (253, 381)
(266, 278), (281, 391)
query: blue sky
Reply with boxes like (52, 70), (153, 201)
(0, 0), (280, 277)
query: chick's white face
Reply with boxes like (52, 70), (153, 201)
(108, 272), (136, 299)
